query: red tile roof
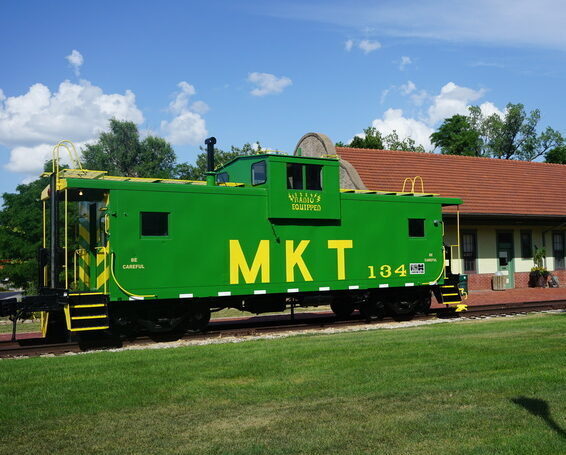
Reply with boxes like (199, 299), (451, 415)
(337, 147), (566, 217)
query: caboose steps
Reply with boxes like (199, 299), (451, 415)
(434, 275), (468, 312)
(64, 293), (110, 332)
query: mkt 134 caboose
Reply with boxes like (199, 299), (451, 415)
(1, 139), (466, 340)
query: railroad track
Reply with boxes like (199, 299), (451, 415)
(2, 300), (565, 359)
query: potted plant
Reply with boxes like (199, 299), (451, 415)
(529, 248), (549, 287)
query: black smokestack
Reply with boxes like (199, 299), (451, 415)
(205, 137), (217, 172)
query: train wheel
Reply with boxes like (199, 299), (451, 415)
(359, 300), (385, 321)
(386, 297), (417, 320)
(330, 301), (355, 319)
(186, 307), (211, 332)
(416, 294), (432, 314)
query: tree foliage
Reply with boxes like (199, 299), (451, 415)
(0, 175), (49, 290)
(545, 145), (566, 164)
(339, 126), (426, 153)
(81, 119), (177, 178)
(431, 103), (564, 161)
(430, 115), (482, 156)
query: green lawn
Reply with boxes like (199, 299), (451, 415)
(0, 313), (564, 455)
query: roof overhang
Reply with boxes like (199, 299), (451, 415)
(443, 212), (566, 226)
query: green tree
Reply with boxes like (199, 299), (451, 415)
(545, 145), (566, 164)
(0, 175), (49, 290)
(382, 131), (426, 153)
(345, 126), (384, 149)
(431, 104), (563, 160)
(340, 126), (425, 152)
(430, 114), (483, 156)
(81, 119), (177, 178)
(176, 142), (261, 180)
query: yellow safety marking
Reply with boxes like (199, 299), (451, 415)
(440, 285), (454, 288)
(78, 224), (90, 242)
(63, 304), (72, 331)
(70, 304), (106, 308)
(40, 311), (49, 338)
(97, 267), (109, 289)
(70, 326), (109, 332)
(69, 292), (104, 296)
(442, 293), (459, 296)
(455, 304), (468, 312)
(71, 315), (107, 320)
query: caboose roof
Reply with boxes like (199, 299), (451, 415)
(337, 147), (566, 220)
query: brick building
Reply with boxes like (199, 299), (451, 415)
(337, 147), (566, 290)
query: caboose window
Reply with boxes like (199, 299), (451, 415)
(216, 172), (229, 184)
(287, 163), (303, 189)
(305, 164), (322, 190)
(408, 218), (425, 237)
(251, 161), (266, 185)
(141, 212), (169, 236)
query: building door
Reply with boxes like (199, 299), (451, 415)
(497, 231), (515, 289)
(553, 232), (565, 270)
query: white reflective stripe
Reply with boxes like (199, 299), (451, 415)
(379, 284), (389, 288)
(129, 296), (144, 301)
(348, 285), (359, 290)
(287, 288), (299, 293)
(319, 287), (330, 291)
(218, 291), (231, 297)
(179, 293), (193, 298)
(429, 281), (437, 286)
(254, 290), (266, 295)
(405, 283), (415, 287)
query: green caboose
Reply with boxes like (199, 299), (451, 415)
(1, 140), (465, 338)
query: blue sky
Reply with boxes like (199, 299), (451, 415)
(0, 0), (565, 194)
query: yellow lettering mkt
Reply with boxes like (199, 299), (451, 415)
(327, 240), (353, 280)
(285, 240), (313, 282)
(229, 240), (270, 284)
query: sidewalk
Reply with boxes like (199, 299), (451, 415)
(433, 286), (566, 308)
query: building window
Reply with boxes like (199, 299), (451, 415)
(141, 212), (169, 236)
(287, 163), (303, 189)
(251, 161), (267, 185)
(216, 172), (229, 184)
(408, 218), (425, 237)
(462, 231), (477, 273)
(520, 230), (533, 258)
(305, 165), (322, 190)
(553, 232), (565, 270)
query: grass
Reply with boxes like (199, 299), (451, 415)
(0, 318), (40, 335)
(213, 305), (330, 319)
(0, 313), (564, 455)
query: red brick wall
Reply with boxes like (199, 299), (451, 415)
(467, 270), (566, 290)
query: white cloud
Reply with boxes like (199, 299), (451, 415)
(161, 112), (207, 146)
(5, 141), (92, 174)
(399, 56), (412, 70)
(0, 80), (143, 149)
(248, 72), (292, 96)
(366, 81), (505, 151)
(358, 39), (381, 54)
(160, 81), (208, 145)
(400, 80), (416, 95)
(427, 82), (486, 124)
(190, 100), (210, 115)
(168, 81), (196, 114)
(269, 1), (566, 50)
(372, 108), (435, 150)
(0, 80), (144, 175)
(344, 39), (354, 51)
(65, 50), (84, 77)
